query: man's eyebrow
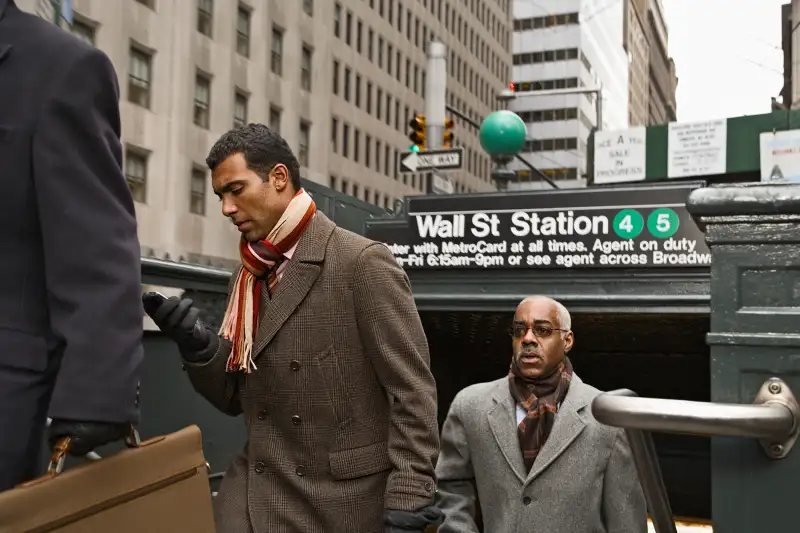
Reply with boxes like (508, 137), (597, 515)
(512, 319), (554, 326)
(213, 180), (246, 195)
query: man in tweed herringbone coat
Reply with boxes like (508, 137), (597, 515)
(144, 125), (441, 533)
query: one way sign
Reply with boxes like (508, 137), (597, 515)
(398, 148), (464, 173)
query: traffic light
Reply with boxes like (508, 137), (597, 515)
(408, 114), (426, 151)
(442, 118), (455, 148)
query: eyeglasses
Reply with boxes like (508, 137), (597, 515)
(509, 324), (569, 339)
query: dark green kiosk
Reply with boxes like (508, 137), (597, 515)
(130, 174), (800, 532)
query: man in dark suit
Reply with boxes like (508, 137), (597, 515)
(0, 0), (144, 490)
(144, 124), (443, 533)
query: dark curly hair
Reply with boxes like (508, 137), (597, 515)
(206, 123), (301, 191)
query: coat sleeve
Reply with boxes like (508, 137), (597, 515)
(435, 393), (481, 533)
(32, 45), (143, 424)
(182, 269), (243, 417)
(353, 243), (439, 512)
(602, 430), (648, 533)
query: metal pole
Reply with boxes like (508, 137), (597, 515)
(425, 41), (447, 151)
(508, 86), (602, 98)
(603, 391), (677, 533)
(595, 88), (603, 131)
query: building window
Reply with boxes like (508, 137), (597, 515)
(236, 5), (250, 57)
(124, 149), (147, 203)
(233, 91), (248, 128)
(194, 74), (211, 129)
(271, 27), (283, 75)
(301, 44), (313, 91)
(332, 60), (339, 95)
(334, 3), (341, 37)
(197, 0), (213, 36)
(269, 106), (281, 133)
(303, 0), (313, 16)
(190, 167), (207, 215)
(71, 19), (95, 45)
(331, 117), (338, 152)
(298, 121), (310, 167)
(128, 47), (151, 108)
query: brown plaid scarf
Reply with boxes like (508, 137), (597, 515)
(508, 356), (573, 473)
(219, 188), (316, 374)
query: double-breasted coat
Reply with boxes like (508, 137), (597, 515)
(184, 212), (440, 533)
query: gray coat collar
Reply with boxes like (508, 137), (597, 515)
(486, 373), (593, 485)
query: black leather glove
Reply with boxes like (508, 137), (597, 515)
(48, 420), (133, 457)
(142, 294), (212, 358)
(384, 506), (445, 533)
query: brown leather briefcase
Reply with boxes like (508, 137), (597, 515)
(0, 425), (216, 533)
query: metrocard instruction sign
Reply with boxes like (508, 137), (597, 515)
(364, 182), (711, 270)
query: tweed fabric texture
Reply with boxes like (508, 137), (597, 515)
(184, 213), (440, 533)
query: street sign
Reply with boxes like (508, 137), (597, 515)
(430, 172), (455, 195)
(399, 148), (464, 173)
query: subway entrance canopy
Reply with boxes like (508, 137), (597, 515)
(364, 181), (711, 314)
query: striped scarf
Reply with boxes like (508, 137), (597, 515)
(219, 188), (316, 373)
(508, 356), (573, 472)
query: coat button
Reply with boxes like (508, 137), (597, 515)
(291, 415), (301, 425)
(295, 466), (305, 476)
(290, 360), (301, 371)
(522, 496), (532, 505)
(257, 409), (267, 420)
(254, 462), (265, 474)
(424, 481), (433, 492)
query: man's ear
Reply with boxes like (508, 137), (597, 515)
(563, 330), (574, 353)
(269, 164), (290, 191)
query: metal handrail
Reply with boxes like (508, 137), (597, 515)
(593, 394), (795, 440)
(599, 390), (677, 533)
(592, 378), (800, 533)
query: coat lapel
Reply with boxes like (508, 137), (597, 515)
(250, 213), (334, 358)
(523, 375), (591, 485)
(486, 380), (527, 483)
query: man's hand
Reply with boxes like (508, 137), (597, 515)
(47, 420), (133, 457)
(142, 294), (211, 356)
(384, 506), (445, 533)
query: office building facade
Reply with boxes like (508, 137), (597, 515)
(508, 0), (629, 189)
(21, 0), (512, 265)
(623, 0), (677, 126)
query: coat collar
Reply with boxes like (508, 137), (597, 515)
(486, 373), (593, 485)
(248, 212), (334, 357)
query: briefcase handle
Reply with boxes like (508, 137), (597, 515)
(47, 424), (142, 476)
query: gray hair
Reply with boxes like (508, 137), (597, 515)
(519, 296), (572, 331)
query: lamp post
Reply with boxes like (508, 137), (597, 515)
(445, 105), (559, 189)
(497, 85), (604, 132)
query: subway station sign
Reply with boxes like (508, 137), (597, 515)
(365, 182), (711, 270)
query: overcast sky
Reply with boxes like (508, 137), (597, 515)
(664, 0), (786, 122)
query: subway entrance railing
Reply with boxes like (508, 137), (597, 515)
(592, 378), (800, 533)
